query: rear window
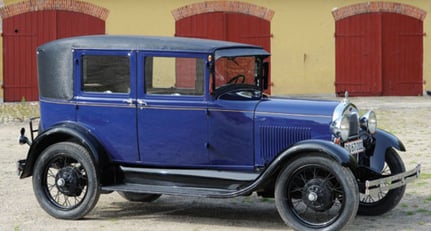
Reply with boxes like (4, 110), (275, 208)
(82, 55), (130, 93)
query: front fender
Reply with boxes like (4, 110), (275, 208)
(227, 139), (358, 197)
(20, 122), (108, 178)
(370, 128), (406, 172)
(274, 139), (357, 170)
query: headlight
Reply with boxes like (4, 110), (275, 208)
(331, 115), (350, 141)
(360, 110), (377, 134)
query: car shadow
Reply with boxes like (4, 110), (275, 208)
(89, 194), (286, 230)
(86, 193), (430, 230)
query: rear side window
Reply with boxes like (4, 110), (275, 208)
(82, 55), (130, 93)
(144, 56), (204, 96)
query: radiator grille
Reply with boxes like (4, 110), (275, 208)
(260, 126), (311, 162)
(348, 113), (359, 137)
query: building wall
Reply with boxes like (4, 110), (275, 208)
(2, 0), (430, 97)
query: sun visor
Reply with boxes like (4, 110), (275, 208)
(214, 48), (270, 60)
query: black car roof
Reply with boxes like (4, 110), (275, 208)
(38, 35), (263, 53)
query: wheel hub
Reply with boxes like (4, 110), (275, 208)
(302, 178), (335, 211)
(55, 166), (84, 197)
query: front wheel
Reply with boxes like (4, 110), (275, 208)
(358, 148), (406, 215)
(275, 154), (359, 231)
(32, 142), (100, 219)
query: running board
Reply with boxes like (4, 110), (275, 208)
(102, 183), (239, 198)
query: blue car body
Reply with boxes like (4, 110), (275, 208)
(17, 35), (420, 230)
(28, 35), (347, 173)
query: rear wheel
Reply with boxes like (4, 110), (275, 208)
(275, 155), (359, 231)
(118, 192), (161, 202)
(358, 148), (406, 215)
(32, 142), (100, 219)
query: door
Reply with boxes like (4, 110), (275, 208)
(206, 55), (261, 171)
(335, 13), (382, 96)
(74, 50), (139, 163)
(2, 10), (105, 101)
(382, 13), (423, 96)
(335, 13), (423, 96)
(207, 100), (257, 170)
(3, 11), (56, 101)
(137, 53), (209, 167)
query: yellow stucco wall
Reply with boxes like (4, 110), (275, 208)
(2, 0), (431, 97)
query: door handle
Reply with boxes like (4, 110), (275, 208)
(137, 99), (147, 109)
(123, 98), (134, 106)
(123, 99), (147, 109)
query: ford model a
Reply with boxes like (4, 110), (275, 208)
(18, 35), (420, 230)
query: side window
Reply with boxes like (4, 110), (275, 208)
(145, 56), (204, 95)
(82, 55), (130, 93)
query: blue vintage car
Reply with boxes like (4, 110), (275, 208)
(18, 35), (420, 230)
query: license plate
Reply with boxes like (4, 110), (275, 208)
(344, 139), (365, 154)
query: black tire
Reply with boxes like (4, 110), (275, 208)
(32, 142), (100, 220)
(275, 154), (359, 231)
(118, 192), (161, 202)
(358, 148), (406, 216)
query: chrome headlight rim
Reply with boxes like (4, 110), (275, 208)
(331, 115), (350, 141)
(360, 110), (377, 134)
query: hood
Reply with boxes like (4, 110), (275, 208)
(256, 96), (340, 119)
(254, 97), (341, 165)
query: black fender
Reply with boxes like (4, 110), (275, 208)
(228, 139), (358, 197)
(20, 122), (110, 179)
(369, 128), (406, 172)
(270, 139), (358, 172)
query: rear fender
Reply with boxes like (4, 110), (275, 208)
(20, 122), (109, 179)
(370, 128), (406, 172)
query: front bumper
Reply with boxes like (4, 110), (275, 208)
(365, 164), (421, 195)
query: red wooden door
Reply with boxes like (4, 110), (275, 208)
(335, 13), (423, 96)
(2, 11), (105, 101)
(335, 14), (382, 96)
(3, 11), (57, 101)
(382, 13), (423, 96)
(175, 12), (271, 94)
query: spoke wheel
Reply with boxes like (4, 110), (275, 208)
(358, 148), (406, 216)
(275, 155), (358, 231)
(33, 142), (100, 219)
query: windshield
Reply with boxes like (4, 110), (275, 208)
(214, 56), (260, 90)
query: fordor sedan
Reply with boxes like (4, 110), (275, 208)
(18, 35), (420, 230)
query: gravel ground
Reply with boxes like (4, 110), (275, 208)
(0, 96), (430, 231)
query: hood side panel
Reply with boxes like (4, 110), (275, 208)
(254, 97), (338, 166)
(259, 126), (311, 162)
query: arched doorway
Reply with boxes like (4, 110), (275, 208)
(1, 0), (109, 101)
(172, 1), (274, 94)
(333, 2), (426, 96)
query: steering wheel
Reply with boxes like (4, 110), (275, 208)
(227, 74), (246, 84)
